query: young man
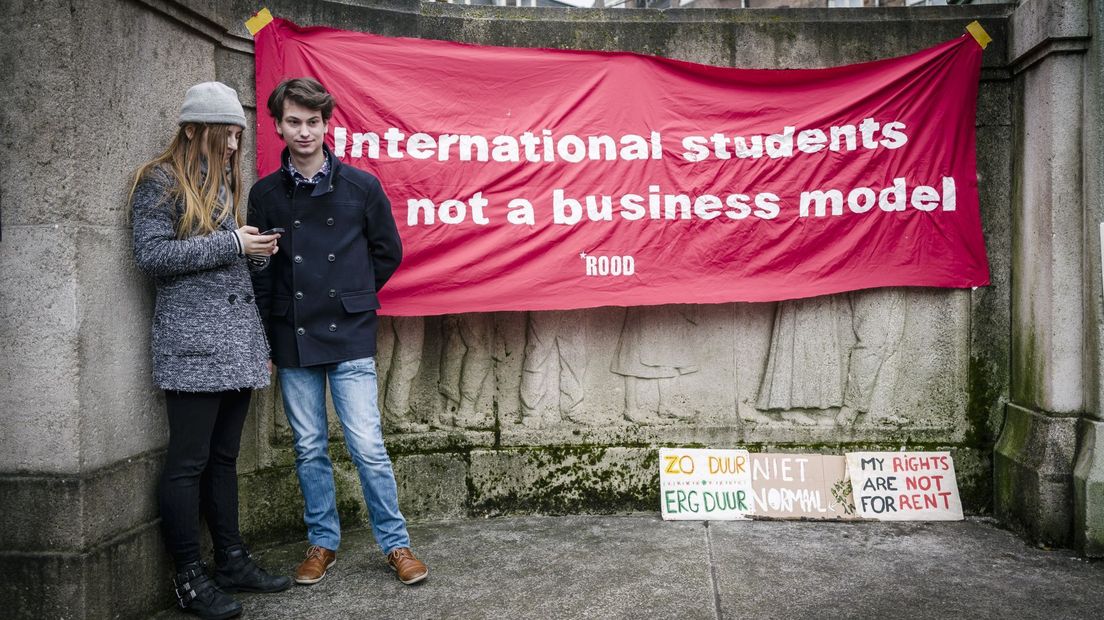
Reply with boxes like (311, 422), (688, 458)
(248, 78), (428, 586)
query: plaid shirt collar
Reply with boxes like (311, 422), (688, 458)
(284, 152), (331, 187)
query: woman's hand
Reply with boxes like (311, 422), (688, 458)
(236, 226), (280, 256)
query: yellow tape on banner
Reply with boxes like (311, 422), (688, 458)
(246, 8), (274, 36)
(966, 21), (992, 50)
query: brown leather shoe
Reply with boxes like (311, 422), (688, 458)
(294, 545), (336, 585)
(387, 548), (428, 585)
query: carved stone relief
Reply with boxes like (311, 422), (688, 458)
(755, 295), (850, 426)
(378, 316), (427, 432)
(841, 289), (908, 425)
(739, 289), (966, 434)
(369, 288), (969, 443)
(518, 311), (587, 428)
(611, 305), (701, 425)
(751, 291), (911, 428)
(437, 314), (494, 429)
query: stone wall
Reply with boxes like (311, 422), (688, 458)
(4, 0), (1100, 617)
(0, 3), (236, 617)
(993, 0), (1104, 552)
(218, 0), (1014, 541)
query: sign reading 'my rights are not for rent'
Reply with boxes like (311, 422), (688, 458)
(846, 451), (963, 521)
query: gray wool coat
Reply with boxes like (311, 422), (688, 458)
(131, 167), (271, 392)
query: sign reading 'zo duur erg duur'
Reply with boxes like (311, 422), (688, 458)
(659, 448), (963, 522)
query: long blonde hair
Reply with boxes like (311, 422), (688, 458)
(129, 123), (244, 238)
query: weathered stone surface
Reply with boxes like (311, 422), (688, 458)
(172, 516), (715, 620)
(712, 518), (1104, 620)
(153, 516), (1104, 620)
(82, 524), (172, 619)
(0, 522), (168, 620)
(393, 453), (469, 522)
(1, 551), (85, 620)
(0, 475), (83, 553)
(70, 1), (217, 229)
(1011, 53), (1085, 414)
(238, 464), (308, 544)
(1073, 418), (1104, 556)
(0, 451), (161, 554)
(1009, 0), (1090, 65)
(76, 229), (165, 471)
(994, 403), (1078, 546)
(977, 79), (1012, 127)
(947, 447), (991, 511)
(469, 447), (658, 515)
(238, 459), (400, 545)
(0, 0), (78, 227)
(1076, 0), (1104, 442)
(1085, 0), (1104, 425)
(237, 381), (281, 475)
(971, 123), (1013, 445)
(79, 452), (163, 552)
(0, 227), (81, 474)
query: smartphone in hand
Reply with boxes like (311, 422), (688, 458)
(260, 228), (285, 236)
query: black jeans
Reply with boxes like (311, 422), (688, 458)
(159, 389), (251, 569)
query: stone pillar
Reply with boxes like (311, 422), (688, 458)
(0, 1), (228, 616)
(1072, 0), (1104, 557)
(996, 0), (1090, 548)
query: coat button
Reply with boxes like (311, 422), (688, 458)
(296, 328), (305, 336)
(327, 253), (336, 262)
(293, 220), (301, 228)
(295, 291), (304, 300)
(326, 217), (334, 226)
(329, 323), (337, 332)
(244, 294), (253, 303)
(294, 255), (303, 263)
(328, 289), (336, 298)
(228, 294), (237, 304)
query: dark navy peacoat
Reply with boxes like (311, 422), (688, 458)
(248, 149), (402, 368)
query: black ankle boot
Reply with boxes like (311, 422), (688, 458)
(215, 544), (292, 593)
(173, 561), (242, 620)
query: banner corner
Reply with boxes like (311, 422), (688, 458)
(965, 21), (992, 50)
(245, 7), (274, 37)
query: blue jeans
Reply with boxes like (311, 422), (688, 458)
(278, 357), (410, 554)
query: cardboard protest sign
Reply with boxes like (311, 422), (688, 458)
(846, 451), (963, 521)
(749, 453), (857, 520)
(659, 448), (753, 520)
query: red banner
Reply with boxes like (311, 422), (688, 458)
(254, 19), (989, 316)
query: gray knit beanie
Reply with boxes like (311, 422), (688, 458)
(179, 82), (247, 128)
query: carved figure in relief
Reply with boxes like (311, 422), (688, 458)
(754, 290), (910, 427)
(437, 314), (493, 429)
(381, 316), (425, 431)
(756, 295), (848, 425)
(611, 305), (701, 424)
(838, 289), (908, 426)
(519, 311), (586, 427)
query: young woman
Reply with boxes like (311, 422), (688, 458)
(130, 82), (289, 619)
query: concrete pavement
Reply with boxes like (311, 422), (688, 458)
(154, 515), (1104, 619)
